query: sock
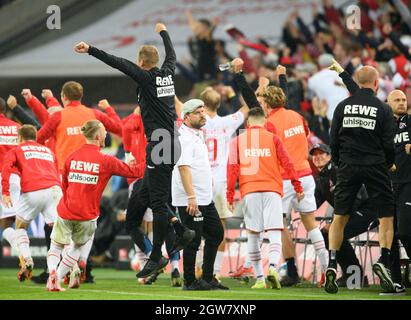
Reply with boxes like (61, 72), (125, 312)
(329, 250), (337, 269)
(2, 227), (19, 254)
(196, 241), (204, 269)
(47, 242), (63, 272)
(214, 251), (224, 275)
(247, 233), (263, 278)
(79, 235), (94, 263)
(171, 253), (180, 271)
(286, 258), (298, 277)
(143, 235), (153, 256)
(15, 229), (31, 259)
(57, 246), (80, 281)
(148, 231), (153, 243)
(243, 254), (252, 269)
(266, 230), (282, 268)
(134, 244), (148, 269)
(308, 227), (328, 272)
(381, 247), (391, 268)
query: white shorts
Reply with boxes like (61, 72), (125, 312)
(16, 185), (62, 225)
(282, 175), (317, 215)
(0, 173), (21, 219)
(213, 181), (232, 219)
(51, 216), (97, 246)
(243, 192), (283, 233)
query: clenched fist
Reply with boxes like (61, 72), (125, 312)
(155, 23), (167, 33)
(41, 89), (54, 100)
(328, 59), (344, 74)
(98, 99), (110, 110)
(231, 58), (244, 73)
(74, 41), (90, 54)
(6, 95), (17, 109)
(21, 89), (32, 100)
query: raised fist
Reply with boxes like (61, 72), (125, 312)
(155, 23), (167, 33)
(41, 89), (53, 100)
(6, 95), (17, 109)
(328, 59), (344, 74)
(74, 41), (90, 54)
(231, 58), (244, 73)
(98, 99), (110, 110)
(276, 64), (287, 76)
(21, 89), (32, 100)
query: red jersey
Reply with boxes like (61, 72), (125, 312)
(1, 141), (60, 195)
(58, 144), (142, 221)
(0, 115), (20, 169)
(122, 113), (146, 183)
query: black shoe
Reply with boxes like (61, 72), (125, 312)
(280, 275), (300, 287)
(379, 283), (406, 296)
(336, 276), (347, 288)
(31, 271), (49, 284)
(145, 269), (163, 285)
(171, 228), (196, 255)
(136, 256), (169, 278)
(324, 268), (338, 294)
(171, 269), (182, 287)
(207, 276), (229, 290)
(182, 279), (213, 291)
(373, 262), (395, 292)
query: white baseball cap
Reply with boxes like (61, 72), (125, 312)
(181, 99), (205, 117)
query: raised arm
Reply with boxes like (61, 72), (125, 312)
(6, 95), (41, 128)
(75, 41), (151, 84)
(156, 24), (176, 74)
(329, 59), (359, 95)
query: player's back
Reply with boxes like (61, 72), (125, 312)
(203, 112), (244, 182)
(266, 108), (310, 175)
(0, 115), (20, 166)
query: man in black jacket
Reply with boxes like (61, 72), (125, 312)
(74, 23), (194, 278)
(311, 143), (377, 287)
(327, 66), (396, 294)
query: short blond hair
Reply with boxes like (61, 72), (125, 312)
(200, 88), (221, 111)
(81, 120), (103, 140)
(257, 86), (286, 108)
(138, 45), (159, 68)
(62, 81), (83, 101)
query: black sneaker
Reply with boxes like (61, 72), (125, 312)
(136, 256), (169, 278)
(171, 269), (182, 287)
(373, 262), (395, 292)
(145, 270), (163, 285)
(379, 283), (406, 296)
(207, 276), (229, 290)
(183, 279), (213, 291)
(280, 275), (300, 287)
(170, 228), (196, 255)
(324, 268), (338, 294)
(31, 271), (49, 284)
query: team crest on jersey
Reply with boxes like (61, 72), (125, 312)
(399, 122), (407, 130)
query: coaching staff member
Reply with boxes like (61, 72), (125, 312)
(325, 66), (396, 294)
(75, 23), (185, 277)
(172, 99), (226, 290)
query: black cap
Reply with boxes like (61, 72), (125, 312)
(309, 143), (331, 155)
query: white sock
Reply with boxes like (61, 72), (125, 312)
(134, 244), (149, 268)
(15, 228), (31, 259)
(57, 245), (80, 281)
(196, 240), (204, 268)
(243, 252), (252, 268)
(247, 233), (263, 278)
(266, 230), (282, 268)
(308, 227), (328, 272)
(79, 234), (94, 263)
(2, 227), (19, 254)
(47, 241), (63, 272)
(171, 259), (179, 271)
(214, 251), (224, 275)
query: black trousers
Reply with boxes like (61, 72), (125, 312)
(394, 182), (411, 259)
(177, 203), (224, 284)
(125, 179), (177, 258)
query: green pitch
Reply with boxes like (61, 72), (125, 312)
(0, 268), (410, 300)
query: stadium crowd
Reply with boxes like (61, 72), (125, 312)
(0, 0), (411, 296)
